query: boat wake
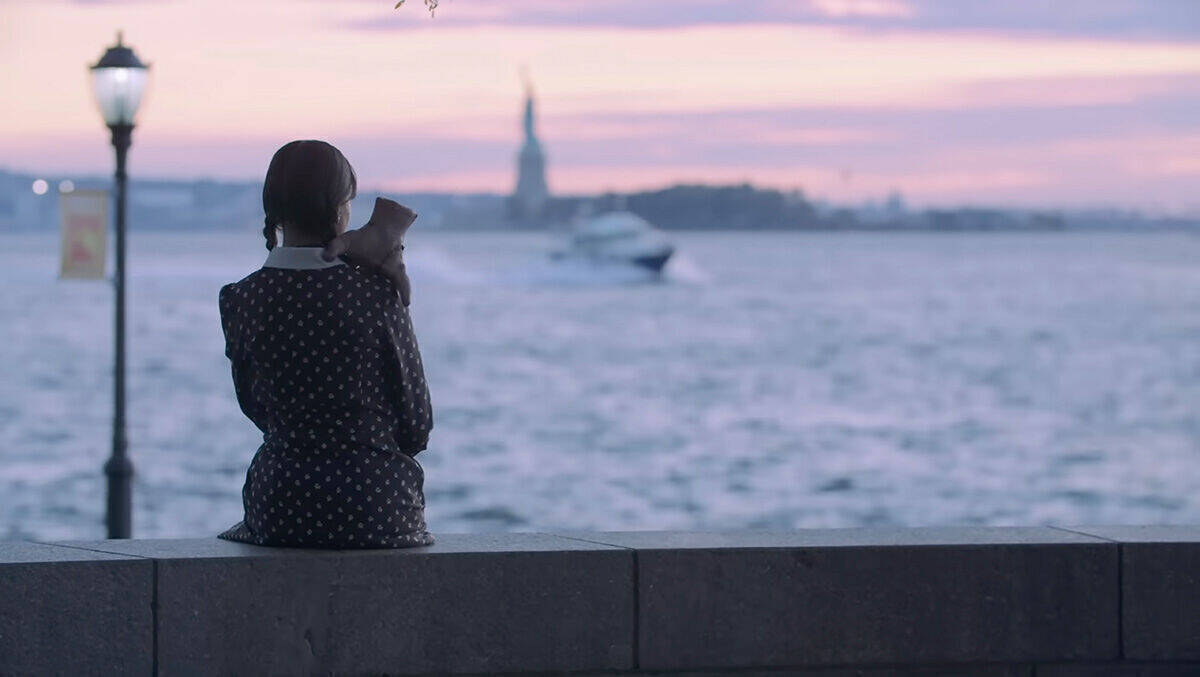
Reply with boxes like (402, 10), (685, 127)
(404, 246), (486, 285)
(406, 243), (710, 289)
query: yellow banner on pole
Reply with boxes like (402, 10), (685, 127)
(59, 189), (109, 279)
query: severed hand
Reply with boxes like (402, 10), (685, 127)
(321, 197), (417, 306)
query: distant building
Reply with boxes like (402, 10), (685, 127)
(508, 77), (550, 223)
(0, 170), (43, 231)
(0, 169), (111, 232)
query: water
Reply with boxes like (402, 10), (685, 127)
(2, 229), (1199, 541)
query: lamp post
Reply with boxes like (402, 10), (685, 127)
(89, 31), (149, 539)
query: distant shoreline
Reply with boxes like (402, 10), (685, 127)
(3, 168), (1195, 233)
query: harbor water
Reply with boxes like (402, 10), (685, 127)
(2, 229), (1199, 540)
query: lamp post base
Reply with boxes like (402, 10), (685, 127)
(103, 453), (134, 539)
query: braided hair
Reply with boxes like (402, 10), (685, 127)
(262, 140), (357, 251)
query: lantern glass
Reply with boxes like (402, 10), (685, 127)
(91, 66), (148, 126)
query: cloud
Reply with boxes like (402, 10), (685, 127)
(349, 0), (817, 31)
(806, 0), (913, 19)
(63, 0), (169, 4)
(351, 0), (1200, 41)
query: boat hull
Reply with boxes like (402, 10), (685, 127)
(548, 246), (673, 274)
(631, 247), (673, 274)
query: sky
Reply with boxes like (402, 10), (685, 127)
(1, 0), (1199, 212)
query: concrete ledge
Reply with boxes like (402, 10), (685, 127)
(1064, 525), (1200, 662)
(45, 533), (634, 675)
(561, 527), (1118, 669)
(0, 526), (1196, 675)
(1034, 663), (1200, 677)
(0, 541), (153, 675)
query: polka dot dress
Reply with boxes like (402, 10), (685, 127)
(216, 248), (434, 549)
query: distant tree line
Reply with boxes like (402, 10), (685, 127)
(538, 183), (1068, 231)
(543, 183), (819, 230)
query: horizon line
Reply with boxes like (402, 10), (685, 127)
(3, 165), (1192, 217)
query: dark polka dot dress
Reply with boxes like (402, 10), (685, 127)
(216, 246), (434, 549)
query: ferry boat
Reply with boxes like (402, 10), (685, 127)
(549, 210), (675, 274)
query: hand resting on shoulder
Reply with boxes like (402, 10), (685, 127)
(321, 197), (417, 306)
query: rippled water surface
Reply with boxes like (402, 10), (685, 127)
(3, 229), (1199, 540)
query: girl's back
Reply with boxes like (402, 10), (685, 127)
(217, 248), (434, 549)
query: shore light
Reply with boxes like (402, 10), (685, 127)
(90, 31), (149, 127)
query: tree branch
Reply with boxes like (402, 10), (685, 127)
(394, 0), (439, 14)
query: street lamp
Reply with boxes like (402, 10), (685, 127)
(90, 31), (149, 539)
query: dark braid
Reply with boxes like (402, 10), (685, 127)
(263, 215), (278, 251)
(323, 211), (340, 248)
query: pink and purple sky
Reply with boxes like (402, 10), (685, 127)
(2, 0), (1199, 211)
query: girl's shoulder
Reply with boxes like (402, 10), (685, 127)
(329, 261), (402, 306)
(218, 268), (270, 308)
(218, 264), (398, 314)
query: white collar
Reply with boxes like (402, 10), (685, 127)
(263, 246), (347, 270)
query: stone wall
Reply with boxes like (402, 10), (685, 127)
(2, 526), (1199, 675)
